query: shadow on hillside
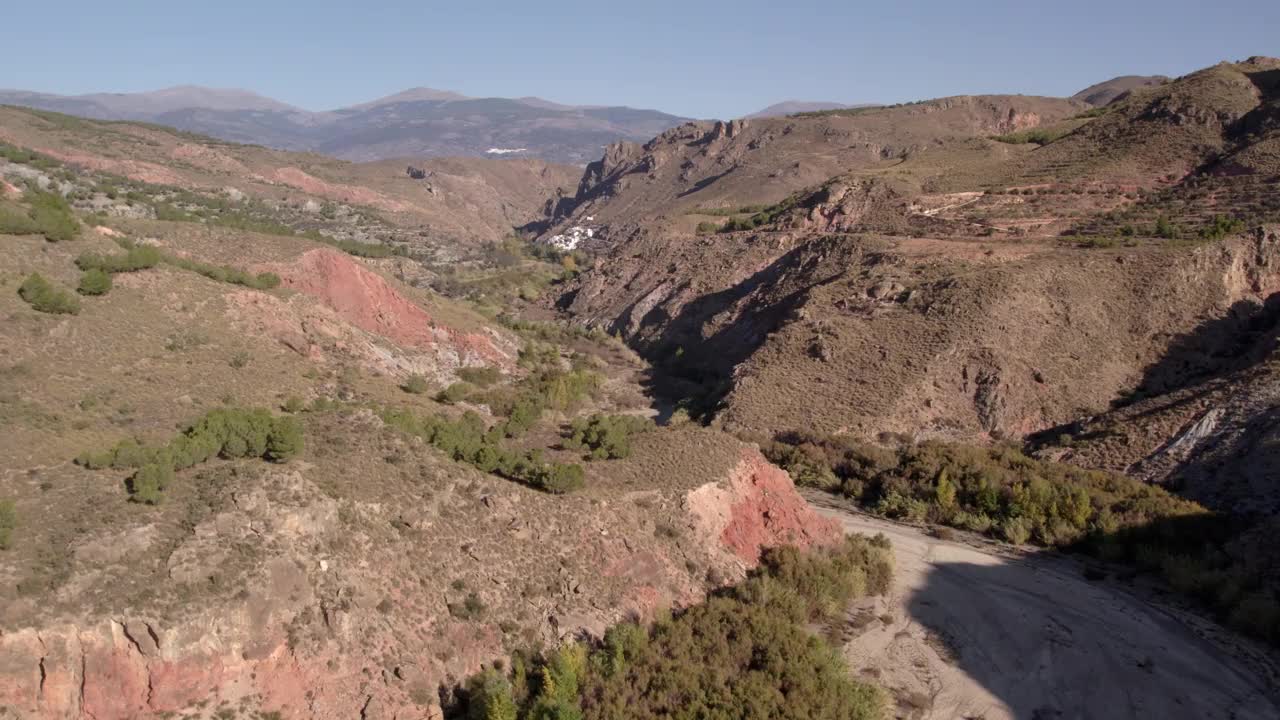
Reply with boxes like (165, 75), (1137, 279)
(900, 548), (1278, 719)
(621, 241), (844, 417)
(1113, 294), (1280, 408)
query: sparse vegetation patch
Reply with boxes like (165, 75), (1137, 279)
(379, 408), (586, 494)
(76, 407), (304, 504)
(563, 414), (652, 460)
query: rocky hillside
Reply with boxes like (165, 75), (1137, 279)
(0, 87), (692, 165)
(0, 105), (579, 255)
(538, 58), (1280, 447)
(0, 131), (844, 718)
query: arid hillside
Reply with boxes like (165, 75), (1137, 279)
(0, 106), (579, 254)
(542, 58), (1280, 445)
(0, 141), (846, 718)
(5, 57), (1280, 720)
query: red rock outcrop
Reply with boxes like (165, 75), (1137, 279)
(267, 248), (510, 367)
(687, 448), (841, 564)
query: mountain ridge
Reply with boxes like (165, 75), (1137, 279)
(0, 85), (693, 164)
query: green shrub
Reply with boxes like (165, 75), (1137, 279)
(402, 374), (431, 394)
(438, 381), (474, 404)
(78, 407), (304, 502)
(75, 245), (162, 274)
(563, 414), (652, 460)
(1199, 214), (1245, 240)
(265, 416), (305, 462)
(1001, 517), (1032, 545)
(282, 395), (305, 413)
(378, 407), (586, 494)
(27, 191), (80, 241)
(457, 366), (502, 388)
(129, 463), (172, 505)
(992, 127), (1071, 145)
(0, 205), (39, 235)
(77, 268), (113, 296)
(466, 668), (518, 720)
(1154, 215), (1181, 240)
(164, 255), (281, 289)
(460, 535), (890, 720)
(695, 221), (720, 234)
(18, 273), (80, 314)
(0, 499), (15, 550)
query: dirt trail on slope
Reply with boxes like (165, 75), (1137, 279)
(806, 492), (1279, 720)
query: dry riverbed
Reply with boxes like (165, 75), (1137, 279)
(806, 492), (1280, 720)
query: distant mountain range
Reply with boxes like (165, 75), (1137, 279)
(0, 86), (692, 164)
(0, 75), (1170, 164)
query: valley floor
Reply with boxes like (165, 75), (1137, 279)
(808, 492), (1279, 720)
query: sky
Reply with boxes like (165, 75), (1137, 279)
(3, 0), (1277, 119)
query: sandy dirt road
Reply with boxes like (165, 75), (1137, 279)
(806, 492), (1279, 719)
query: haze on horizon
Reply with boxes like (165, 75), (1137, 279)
(3, 0), (1277, 119)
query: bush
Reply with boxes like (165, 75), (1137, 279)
(27, 191), (80, 241)
(459, 535), (891, 720)
(379, 407), (586, 494)
(128, 463), (172, 505)
(1200, 214), (1245, 241)
(438, 381), (474, 404)
(1154, 215), (1181, 240)
(265, 416), (305, 462)
(77, 268), (113, 295)
(0, 499), (15, 550)
(695, 221), (720, 234)
(992, 127), (1071, 145)
(402, 374), (431, 394)
(466, 668), (518, 720)
(0, 205), (39, 235)
(75, 245), (162, 274)
(457, 366), (501, 388)
(1001, 517), (1032, 545)
(78, 407), (304, 502)
(18, 273), (80, 315)
(563, 414), (652, 460)
(164, 255), (281, 289)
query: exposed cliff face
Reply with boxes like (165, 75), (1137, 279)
(0, 429), (831, 720)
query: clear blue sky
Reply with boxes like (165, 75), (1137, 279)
(3, 0), (1276, 118)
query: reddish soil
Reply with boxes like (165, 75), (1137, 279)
(269, 248), (508, 365)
